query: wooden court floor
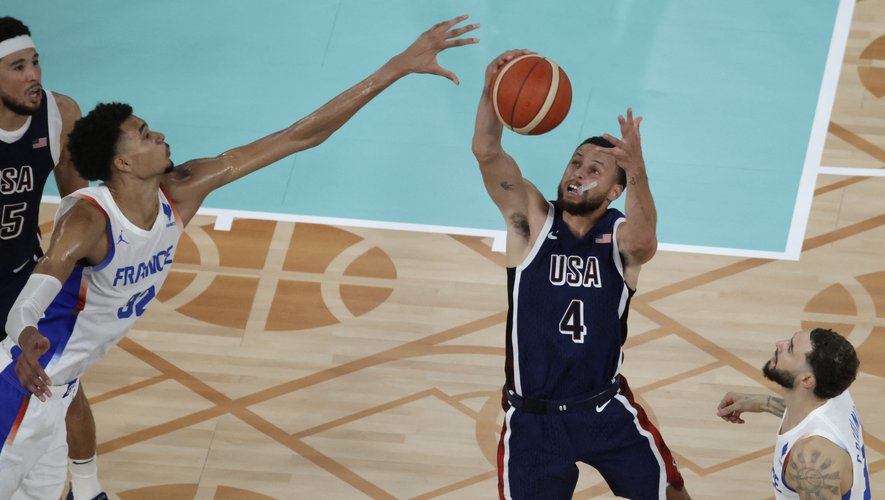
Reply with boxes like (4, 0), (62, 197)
(35, 1), (885, 498)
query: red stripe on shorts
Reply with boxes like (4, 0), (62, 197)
(5, 395), (30, 447)
(618, 374), (685, 491)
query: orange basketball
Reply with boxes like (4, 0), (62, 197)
(491, 54), (572, 135)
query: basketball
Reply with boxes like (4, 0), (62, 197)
(491, 54), (572, 135)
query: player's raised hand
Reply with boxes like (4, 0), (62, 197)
(597, 108), (645, 174)
(716, 391), (764, 424)
(14, 327), (53, 401)
(391, 14), (479, 85)
(483, 49), (535, 91)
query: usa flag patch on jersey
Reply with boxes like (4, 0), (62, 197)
(32, 137), (48, 149)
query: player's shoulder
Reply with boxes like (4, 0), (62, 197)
(61, 196), (108, 227)
(50, 91), (82, 123)
(786, 435), (852, 496)
(787, 434), (851, 474)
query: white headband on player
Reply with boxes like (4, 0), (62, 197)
(0, 35), (36, 59)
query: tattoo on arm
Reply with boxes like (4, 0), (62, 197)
(767, 395), (786, 417)
(500, 181), (515, 191)
(509, 213), (530, 239)
(787, 449), (842, 499)
(629, 176), (636, 186)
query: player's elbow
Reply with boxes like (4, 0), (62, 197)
(287, 116), (332, 151)
(625, 236), (657, 264)
(472, 140), (502, 163)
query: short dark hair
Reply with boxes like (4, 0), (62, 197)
(806, 328), (859, 399)
(579, 137), (627, 187)
(0, 17), (31, 45)
(68, 103), (133, 181)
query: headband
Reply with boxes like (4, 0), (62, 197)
(0, 35), (36, 59)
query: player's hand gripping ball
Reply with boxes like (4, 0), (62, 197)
(491, 54), (572, 135)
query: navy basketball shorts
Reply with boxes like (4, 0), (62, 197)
(0, 259), (37, 342)
(497, 375), (684, 499)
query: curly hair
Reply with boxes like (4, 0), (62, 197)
(0, 17), (31, 44)
(579, 136), (627, 187)
(68, 103), (133, 181)
(806, 328), (859, 399)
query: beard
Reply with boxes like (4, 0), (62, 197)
(1, 93), (40, 116)
(762, 359), (795, 390)
(555, 185), (606, 216)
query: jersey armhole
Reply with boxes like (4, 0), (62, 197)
(611, 217), (633, 291)
(45, 91), (62, 166)
(72, 194), (115, 271)
(514, 202), (555, 271)
(159, 186), (184, 229)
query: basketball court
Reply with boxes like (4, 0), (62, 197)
(4, 0), (885, 497)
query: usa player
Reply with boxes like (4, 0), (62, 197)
(717, 328), (870, 498)
(473, 50), (689, 499)
(0, 16), (108, 500)
(0, 16), (478, 498)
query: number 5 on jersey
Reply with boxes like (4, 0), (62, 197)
(559, 299), (587, 343)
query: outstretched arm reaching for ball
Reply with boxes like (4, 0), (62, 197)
(597, 108), (658, 273)
(471, 50), (550, 266)
(164, 15), (479, 226)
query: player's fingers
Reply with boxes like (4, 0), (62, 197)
(716, 402), (736, 416)
(34, 363), (51, 388)
(438, 14), (469, 31)
(430, 65), (459, 85)
(446, 37), (479, 48)
(601, 133), (623, 147)
(446, 23), (479, 39)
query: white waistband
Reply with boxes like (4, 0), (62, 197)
(43, 379), (78, 401)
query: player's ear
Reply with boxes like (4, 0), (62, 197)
(798, 371), (816, 391)
(607, 184), (623, 201)
(113, 154), (131, 173)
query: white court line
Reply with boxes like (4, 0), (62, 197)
(195, 205), (509, 242)
(40, 196), (797, 259)
(786, 0), (855, 261)
(818, 166), (885, 177)
(657, 243), (789, 260)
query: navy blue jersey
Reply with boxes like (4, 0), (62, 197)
(0, 91), (55, 277)
(505, 204), (634, 400)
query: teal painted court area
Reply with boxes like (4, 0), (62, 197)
(7, 0), (849, 258)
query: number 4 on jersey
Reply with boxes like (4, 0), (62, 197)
(559, 299), (587, 343)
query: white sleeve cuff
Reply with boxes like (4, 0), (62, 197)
(5, 273), (62, 345)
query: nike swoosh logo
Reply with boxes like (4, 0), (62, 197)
(595, 399), (612, 413)
(13, 258), (33, 273)
(546, 232), (558, 240)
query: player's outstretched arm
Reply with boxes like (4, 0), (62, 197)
(471, 50), (548, 264)
(52, 92), (88, 197)
(5, 201), (109, 401)
(716, 391), (785, 423)
(164, 15), (478, 225)
(599, 108), (657, 268)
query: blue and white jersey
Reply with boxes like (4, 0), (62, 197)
(505, 203), (633, 401)
(0, 90), (63, 276)
(772, 390), (871, 499)
(1, 185), (182, 386)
